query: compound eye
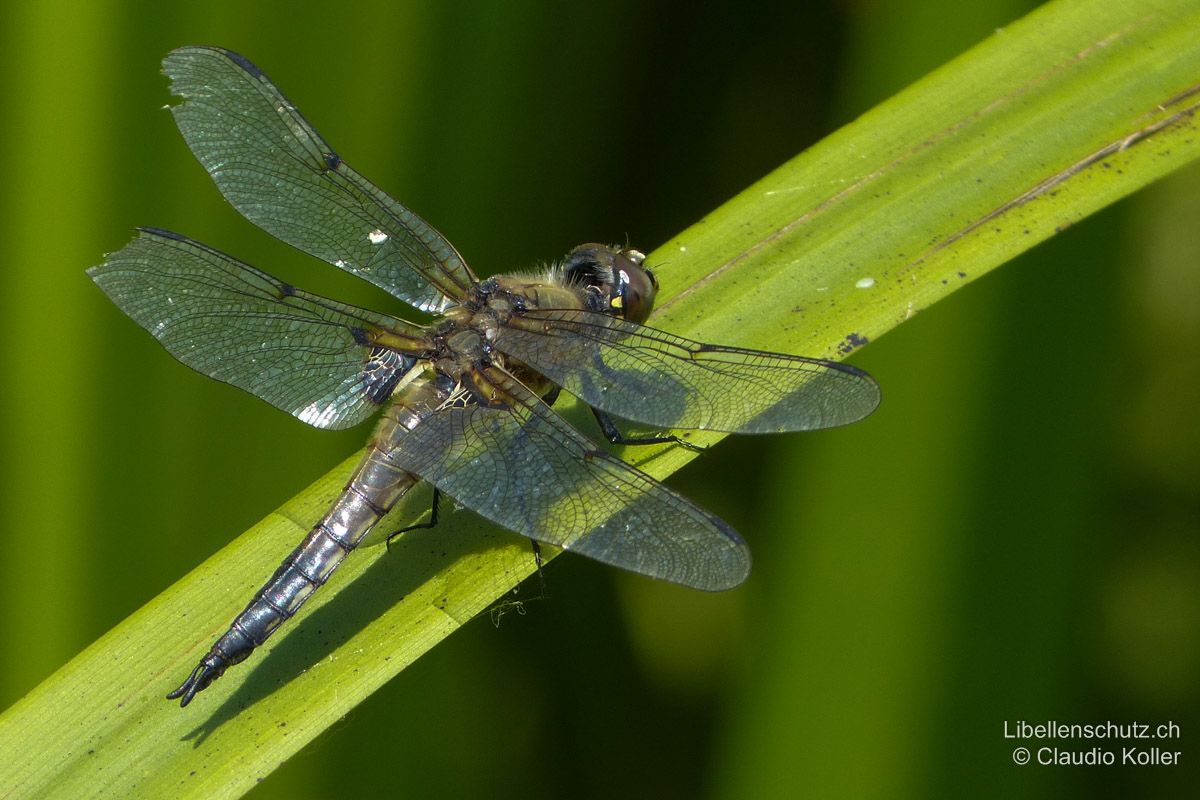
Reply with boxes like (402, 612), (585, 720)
(562, 244), (658, 322)
(614, 260), (658, 323)
(644, 266), (659, 291)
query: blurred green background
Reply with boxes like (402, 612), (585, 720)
(1, 0), (1197, 797)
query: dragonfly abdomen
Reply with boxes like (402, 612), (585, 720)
(167, 443), (420, 706)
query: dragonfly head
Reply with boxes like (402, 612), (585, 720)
(563, 244), (658, 324)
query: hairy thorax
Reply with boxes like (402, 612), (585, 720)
(428, 274), (593, 405)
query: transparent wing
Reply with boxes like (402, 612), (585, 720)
(89, 228), (426, 430)
(497, 309), (881, 433)
(162, 46), (475, 313)
(383, 368), (750, 590)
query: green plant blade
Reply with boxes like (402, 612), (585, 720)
(3, 0), (1198, 797)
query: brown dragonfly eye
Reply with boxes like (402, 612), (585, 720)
(612, 253), (658, 324)
(562, 244), (659, 323)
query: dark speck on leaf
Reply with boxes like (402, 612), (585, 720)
(957, 271), (966, 279)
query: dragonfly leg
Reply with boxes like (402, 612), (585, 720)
(386, 487), (441, 550)
(489, 540), (548, 626)
(591, 408), (706, 452)
(530, 540), (548, 599)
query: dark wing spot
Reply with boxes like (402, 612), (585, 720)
(323, 152), (341, 171)
(223, 48), (264, 78)
(140, 226), (186, 241)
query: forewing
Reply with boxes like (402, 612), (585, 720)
(498, 310), (881, 433)
(89, 228), (424, 430)
(382, 369), (750, 590)
(161, 46), (475, 313)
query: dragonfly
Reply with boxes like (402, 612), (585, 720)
(89, 47), (881, 707)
